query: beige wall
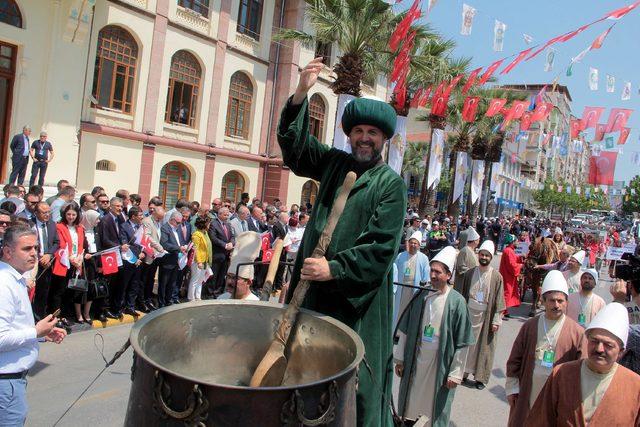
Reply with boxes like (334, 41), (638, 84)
(209, 156), (259, 203)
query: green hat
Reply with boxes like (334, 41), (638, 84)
(504, 234), (516, 245)
(341, 98), (397, 139)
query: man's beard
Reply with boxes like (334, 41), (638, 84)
(479, 258), (491, 266)
(350, 141), (383, 164)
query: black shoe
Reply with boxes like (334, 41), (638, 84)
(146, 302), (158, 311)
(84, 317), (93, 325)
(475, 382), (486, 390)
(123, 307), (138, 317)
(171, 300), (180, 305)
(137, 304), (150, 313)
(98, 314), (107, 323)
(105, 310), (120, 319)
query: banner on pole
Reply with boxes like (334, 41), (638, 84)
(461, 4), (476, 35)
(332, 93), (356, 153)
(388, 116), (406, 175)
(471, 160), (485, 205)
(427, 129), (445, 189)
(493, 20), (507, 52)
(453, 152), (468, 203)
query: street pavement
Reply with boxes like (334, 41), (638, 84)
(25, 253), (615, 426)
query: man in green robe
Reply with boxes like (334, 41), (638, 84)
(277, 58), (406, 426)
(394, 246), (474, 426)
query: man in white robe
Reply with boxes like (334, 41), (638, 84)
(563, 250), (585, 294)
(393, 230), (430, 325)
(567, 268), (605, 327)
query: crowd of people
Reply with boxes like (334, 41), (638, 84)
(0, 180), (309, 330)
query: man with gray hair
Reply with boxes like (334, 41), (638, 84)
(207, 206), (234, 297)
(9, 126), (31, 185)
(159, 210), (188, 307)
(28, 131), (54, 187)
(229, 205), (250, 237)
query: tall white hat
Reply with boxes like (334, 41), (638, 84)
(228, 231), (262, 280)
(586, 302), (629, 348)
(478, 240), (495, 256)
(541, 270), (569, 296)
(582, 268), (599, 283)
(466, 227), (480, 241)
(571, 250), (586, 264)
(430, 246), (457, 273)
(409, 230), (422, 243)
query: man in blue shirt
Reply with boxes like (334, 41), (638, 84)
(28, 131), (54, 187)
(8, 125), (31, 185)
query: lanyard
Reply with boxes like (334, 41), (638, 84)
(542, 315), (564, 350)
(578, 293), (592, 314)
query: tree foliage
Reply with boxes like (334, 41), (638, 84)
(622, 175), (640, 215)
(533, 180), (611, 213)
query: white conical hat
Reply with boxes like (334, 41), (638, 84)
(586, 302), (629, 347)
(571, 250), (586, 264)
(228, 231), (261, 280)
(478, 240), (495, 255)
(430, 246), (457, 273)
(466, 227), (480, 241)
(582, 268), (599, 283)
(541, 270), (569, 296)
(409, 230), (422, 243)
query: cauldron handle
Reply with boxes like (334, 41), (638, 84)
(283, 381), (339, 426)
(153, 371), (209, 422)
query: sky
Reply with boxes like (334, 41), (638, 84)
(394, 0), (640, 184)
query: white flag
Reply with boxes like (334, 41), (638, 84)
(606, 75), (615, 92)
(622, 81), (631, 100)
(592, 143), (602, 157)
(544, 48), (555, 72)
(471, 160), (485, 204)
(388, 116), (406, 176)
(59, 247), (70, 269)
(428, 0), (438, 11)
(523, 34), (533, 44)
(493, 20), (507, 51)
(461, 4), (476, 36)
(332, 93), (356, 153)
(427, 129), (445, 189)
(490, 162), (501, 192)
(589, 68), (598, 90)
(452, 152), (468, 203)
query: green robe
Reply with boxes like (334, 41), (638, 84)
(277, 97), (406, 427)
(396, 288), (474, 426)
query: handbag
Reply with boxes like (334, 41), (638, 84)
(89, 276), (110, 299)
(68, 271), (88, 292)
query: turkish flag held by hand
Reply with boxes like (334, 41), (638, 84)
(605, 108), (633, 133)
(101, 249), (120, 275)
(531, 102), (553, 122)
(485, 98), (507, 117)
(570, 119), (582, 138)
(462, 96), (480, 122)
(581, 106), (605, 130)
(618, 127), (631, 145)
(588, 151), (618, 186)
(520, 111), (533, 131)
(262, 248), (274, 263)
(594, 123), (607, 141)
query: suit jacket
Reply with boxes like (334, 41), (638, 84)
(159, 222), (187, 268)
(35, 219), (59, 256)
(141, 216), (164, 264)
(10, 133), (28, 161)
(18, 210), (36, 226)
(98, 212), (121, 250)
(208, 218), (234, 262)
(272, 222), (287, 241)
(247, 216), (267, 233)
(52, 224), (86, 277)
(229, 217), (248, 238)
(119, 221), (143, 258)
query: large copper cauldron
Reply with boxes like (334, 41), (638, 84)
(125, 300), (365, 426)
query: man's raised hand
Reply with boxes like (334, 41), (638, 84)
(292, 57), (325, 105)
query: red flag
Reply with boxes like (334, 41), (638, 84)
(520, 111), (533, 131)
(410, 87), (424, 108)
(262, 248), (274, 263)
(526, 34), (566, 61)
(419, 85), (432, 107)
(394, 82), (407, 110)
(603, 1), (640, 20)
(443, 74), (464, 97)
(526, 24), (592, 61)
(485, 98), (507, 117)
(462, 67), (482, 94)
(477, 59), (504, 86)
(594, 123), (607, 141)
(101, 249), (120, 275)
(389, 0), (421, 51)
(557, 24), (590, 42)
(541, 132), (552, 146)
(535, 85), (547, 106)
(140, 234), (154, 257)
(591, 25), (615, 49)
(261, 232), (271, 252)
(531, 102), (553, 122)
(430, 81), (445, 102)
(462, 96), (480, 122)
(501, 48), (533, 75)
(588, 152), (618, 186)
(504, 100), (529, 121)
(618, 127), (631, 145)
(581, 106), (605, 130)
(605, 108), (633, 133)
(430, 92), (449, 117)
(570, 119), (582, 138)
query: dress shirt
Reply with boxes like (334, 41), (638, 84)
(22, 134), (29, 156)
(36, 219), (47, 256)
(172, 225), (181, 248)
(0, 262), (39, 373)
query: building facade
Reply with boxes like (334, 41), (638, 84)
(0, 0), (388, 207)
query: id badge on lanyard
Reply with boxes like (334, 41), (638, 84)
(422, 325), (435, 343)
(541, 349), (554, 368)
(578, 312), (586, 326)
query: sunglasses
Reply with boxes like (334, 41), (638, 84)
(0, 221), (10, 226)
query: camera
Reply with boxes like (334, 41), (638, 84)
(615, 252), (640, 282)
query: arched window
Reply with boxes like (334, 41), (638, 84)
(221, 171), (245, 205)
(159, 162), (191, 208)
(96, 159), (116, 171)
(300, 180), (318, 207)
(225, 72), (253, 139)
(309, 94), (326, 141)
(0, 0), (22, 28)
(91, 25), (138, 114)
(165, 51), (201, 127)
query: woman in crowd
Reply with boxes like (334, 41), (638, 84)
(284, 217), (303, 284)
(51, 202), (89, 324)
(189, 216), (212, 301)
(552, 228), (566, 255)
(81, 209), (101, 322)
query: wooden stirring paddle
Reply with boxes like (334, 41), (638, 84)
(250, 171), (357, 387)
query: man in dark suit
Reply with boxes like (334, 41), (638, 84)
(116, 206), (146, 316)
(97, 197), (126, 319)
(8, 125), (31, 185)
(247, 205), (268, 289)
(31, 202), (59, 320)
(272, 211), (289, 289)
(159, 211), (188, 307)
(172, 207), (193, 304)
(207, 207), (235, 297)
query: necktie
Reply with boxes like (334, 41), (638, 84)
(41, 223), (48, 253)
(222, 221), (229, 239)
(242, 221), (247, 232)
(182, 224), (187, 240)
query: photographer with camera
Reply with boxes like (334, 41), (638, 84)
(609, 249), (640, 325)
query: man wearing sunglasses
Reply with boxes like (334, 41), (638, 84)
(17, 193), (39, 225)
